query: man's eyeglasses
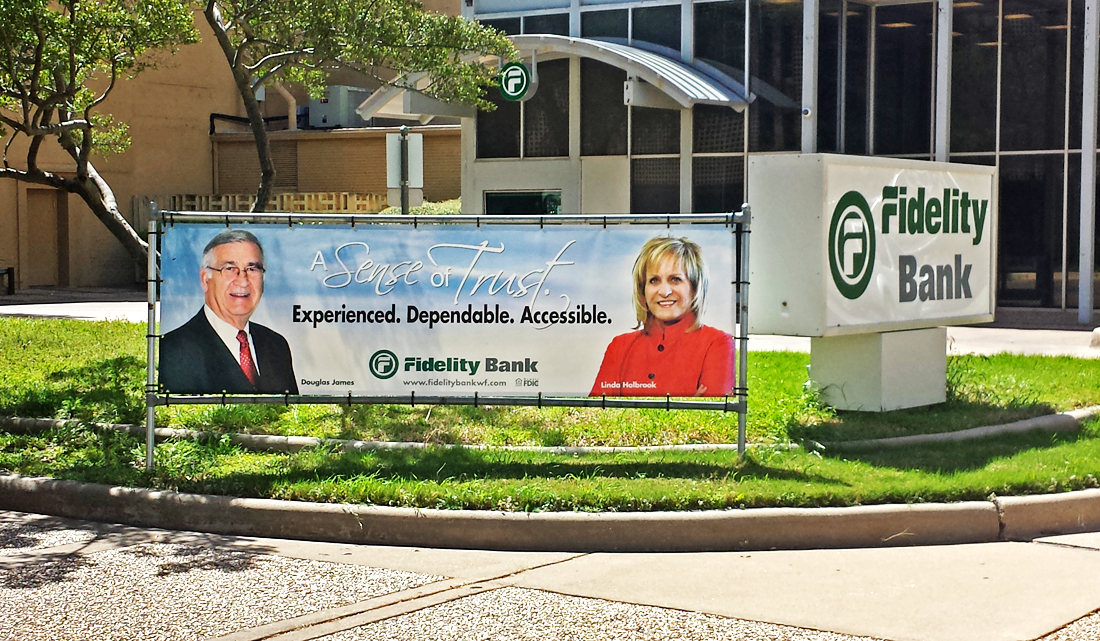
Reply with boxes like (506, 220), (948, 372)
(206, 264), (265, 279)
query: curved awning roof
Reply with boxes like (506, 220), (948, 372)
(510, 34), (752, 112)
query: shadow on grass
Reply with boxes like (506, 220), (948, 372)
(143, 445), (847, 498)
(1, 356), (145, 424)
(788, 399), (1058, 444)
(819, 428), (1080, 473)
(339, 405), (578, 446)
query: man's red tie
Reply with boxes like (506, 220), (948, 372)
(237, 330), (258, 387)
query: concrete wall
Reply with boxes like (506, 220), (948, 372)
(0, 15), (242, 287)
(0, 2), (466, 287)
(212, 126), (462, 203)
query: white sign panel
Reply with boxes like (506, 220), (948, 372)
(749, 154), (996, 336)
(386, 133), (424, 189)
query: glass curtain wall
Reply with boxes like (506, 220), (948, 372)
(474, 0), (1099, 304)
(693, 0), (804, 213)
(945, 0), (1084, 308)
(822, 0), (1093, 309)
(578, 3), (682, 212)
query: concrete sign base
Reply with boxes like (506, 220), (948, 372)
(810, 327), (947, 412)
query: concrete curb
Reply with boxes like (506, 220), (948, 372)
(996, 489), (1100, 541)
(4, 416), (1100, 551)
(822, 406), (1100, 451)
(0, 474), (1006, 552)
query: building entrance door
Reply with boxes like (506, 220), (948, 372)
(24, 189), (67, 287)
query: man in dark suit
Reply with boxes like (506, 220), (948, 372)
(160, 229), (298, 394)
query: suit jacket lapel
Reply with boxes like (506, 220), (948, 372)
(196, 313), (256, 391)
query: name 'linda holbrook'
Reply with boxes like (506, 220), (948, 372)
(292, 303), (611, 329)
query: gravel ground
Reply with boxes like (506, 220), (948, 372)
(0, 511), (97, 556)
(1039, 610), (1100, 641)
(320, 586), (884, 641)
(0, 541), (444, 641)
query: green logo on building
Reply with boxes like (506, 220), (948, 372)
(499, 62), (531, 101)
(369, 349), (399, 379)
(828, 191), (876, 300)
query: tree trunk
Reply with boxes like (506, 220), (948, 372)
(202, 4), (277, 214)
(73, 162), (150, 263)
(0, 165), (149, 265)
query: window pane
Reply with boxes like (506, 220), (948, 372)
(582, 9), (627, 39)
(998, 155), (1065, 307)
(1069, 0), (1085, 149)
(951, 0), (998, 153)
(818, 0), (842, 153)
(524, 58), (570, 158)
(476, 92), (520, 159)
(631, 157), (680, 213)
(695, 0), (745, 71)
(482, 18), (520, 36)
(1001, 0), (1069, 152)
(632, 105), (680, 155)
(525, 13), (569, 36)
(844, 3), (870, 154)
(633, 5), (681, 51)
(693, 156), (744, 214)
(582, 59), (628, 156)
(749, 0), (802, 152)
(485, 191), (562, 215)
(693, 105), (743, 154)
(873, 3), (933, 156)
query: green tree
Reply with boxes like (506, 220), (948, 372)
(203, 0), (514, 212)
(0, 0), (198, 263)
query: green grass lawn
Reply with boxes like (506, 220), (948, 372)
(2, 316), (1100, 511)
(2, 420), (1098, 510)
(3, 317), (1097, 445)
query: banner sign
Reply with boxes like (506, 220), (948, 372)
(749, 154), (996, 336)
(159, 222), (737, 397)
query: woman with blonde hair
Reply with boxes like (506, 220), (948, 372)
(590, 236), (734, 397)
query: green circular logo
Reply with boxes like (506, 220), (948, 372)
(499, 62), (531, 101)
(828, 190), (876, 300)
(369, 349), (399, 379)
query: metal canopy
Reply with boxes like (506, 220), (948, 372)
(510, 34), (752, 111)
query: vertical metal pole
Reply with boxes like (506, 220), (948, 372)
(802, 0), (820, 154)
(1081, 0), (1099, 323)
(145, 213), (158, 472)
(868, 5), (876, 155)
(838, 0), (848, 153)
(737, 205), (751, 459)
(742, 0), (751, 197)
(935, 0), (953, 162)
(400, 125), (410, 215)
(681, 0), (693, 63)
(1063, 0), (1074, 310)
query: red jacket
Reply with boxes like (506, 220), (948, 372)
(589, 316), (735, 397)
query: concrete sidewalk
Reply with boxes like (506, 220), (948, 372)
(3, 509), (1100, 641)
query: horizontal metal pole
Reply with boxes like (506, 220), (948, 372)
(151, 394), (744, 412)
(155, 212), (746, 227)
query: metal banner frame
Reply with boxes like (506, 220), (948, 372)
(145, 208), (751, 469)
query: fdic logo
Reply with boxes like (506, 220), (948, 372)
(828, 191), (876, 300)
(369, 350), (398, 379)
